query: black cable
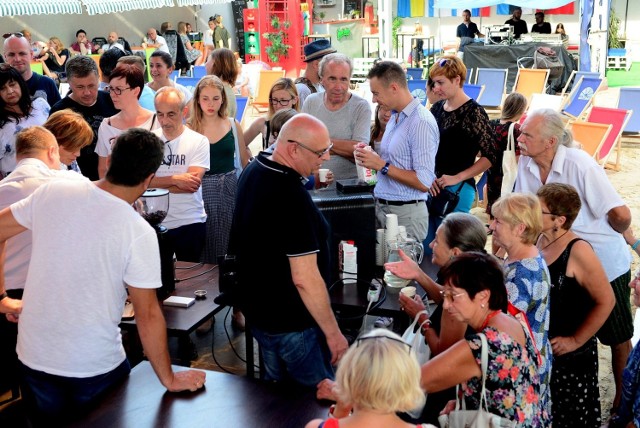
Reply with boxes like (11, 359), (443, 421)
(209, 310), (235, 375)
(175, 265), (217, 282)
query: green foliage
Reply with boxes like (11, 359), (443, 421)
(263, 16), (292, 63)
(608, 8), (622, 49)
(392, 16), (403, 51)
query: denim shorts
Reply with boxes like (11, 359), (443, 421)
(251, 326), (335, 387)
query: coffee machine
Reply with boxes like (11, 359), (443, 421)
(135, 188), (175, 299)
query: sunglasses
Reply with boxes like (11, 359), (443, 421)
(3, 32), (23, 39)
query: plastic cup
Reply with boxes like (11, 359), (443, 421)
(400, 286), (416, 298)
(319, 169), (329, 183)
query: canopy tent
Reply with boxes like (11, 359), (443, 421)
(0, 0), (83, 16)
(0, 0), (232, 16)
(176, 0), (232, 5)
(433, 0), (576, 8)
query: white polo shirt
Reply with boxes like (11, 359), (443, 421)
(515, 144), (631, 281)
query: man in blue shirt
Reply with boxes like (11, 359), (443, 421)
(456, 9), (484, 39)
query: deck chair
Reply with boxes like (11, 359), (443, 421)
(30, 62), (43, 75)
(571, 121), (613, 163)
(192, 65), (207, 79)
(560, 76), (603, 120)
(463, 84), (485, 101)
(512, 68), (549, 104)
(251, 69), (285, 112)
(466, 68), (474, 84)
(164, 30), (189, 71)
(528, 93), (564, 113)
(560, 70), (601, 96)
(618, 87), (640, 135)
(235, 96), (249, 125)
(475, 68), (508, 110)
(175, 77), (201, 93)
(406, 68), (423, 80)
(170, 70), (179, 81)
(586, 106), (632, 170)
(407, 79), (428, 106)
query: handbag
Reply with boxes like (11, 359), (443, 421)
(500, 122), (518, 197)
(401, 310), (431, 366)
(438, 333), (516, 428)
(427, 184), (462, 218)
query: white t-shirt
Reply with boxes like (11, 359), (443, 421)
(12, 180), (161, 377)
(95, 113), (159, 158)
(0, 158), (87, 291)
(0, 97), (50, 177)
(153, 127), (209, 229)
(515, 145), (631, 281)
(151, 35), (170, 53)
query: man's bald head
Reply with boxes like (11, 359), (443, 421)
(3, 35), (33, 79)
(274, 113), (331, 177)
(15, 126), (60, 169)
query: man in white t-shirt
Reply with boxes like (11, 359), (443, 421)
(515, 108), (633, 410)
(144, 28), (169, 54)
(0, 126), (86, 398)
(151, 86), (209, 262)
(0, 128), (206, 424)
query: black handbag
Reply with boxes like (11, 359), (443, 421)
(427, 184), (463, 218)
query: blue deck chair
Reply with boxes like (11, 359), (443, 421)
(176, 77), (201, 93)
(618, 87), (640, 134)
(235, 96), (248, 124)
(561, 76), (603, 120)
(475, 68), (508, 109)
(560, 70), (601, 96)
(406, 68), (424, 80)
(407, 79), (428, 106)
(463, 84), (485, 101)
(170, 70), (179, 82)
(466, 68), (474, 84)
(193, 66), (207, 79)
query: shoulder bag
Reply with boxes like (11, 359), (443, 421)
(427, 184), (463, 219)
(500, 122), (517, 197)
(437, 333), (516, 428)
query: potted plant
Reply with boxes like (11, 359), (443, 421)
(350, 10), (360, 19)
(319, 11), (326, 22)
(263, 16), (291, 63)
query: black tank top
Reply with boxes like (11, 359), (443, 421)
(547, 238), (595, 338)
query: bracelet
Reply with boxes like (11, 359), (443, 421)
(0, 292), (7, 301)
(632, 239), (640, 251)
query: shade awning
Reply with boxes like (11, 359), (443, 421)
(82, 0), (173, 15)
(0, 0), (83, 17)
(175, 0), (233, 5)
(433, 0), (574, 8)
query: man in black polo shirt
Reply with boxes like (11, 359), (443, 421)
(456, 9), (484, 49)
(505, 7), (528, 39)
(229, 114), (348, 387)
(532, 12), (552, 34)
(50, 56), (117, 180)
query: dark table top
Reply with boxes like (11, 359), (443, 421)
(121, 262), (222, 336)
(69, 361), (329, 428)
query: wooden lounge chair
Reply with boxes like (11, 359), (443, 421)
(475, 68), (508, 115)
(463, 84), (485, 101)
(561, 76), (603, 120)
(528, 93), (565, 113)
(618, 87), (640, 138)
(250, 69), (285, 113)
(570, 121), (613, 164)
(512, 68), (549, 104)
(586, 106), (632, 170)
(560, 70), (601, 97)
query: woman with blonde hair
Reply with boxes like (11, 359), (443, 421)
(307, 329), (429, 428)
(187, 75), (248, 264)
(206, 48), (238, 118)
(243, 78), (300, 150)
(489, 192), (552, 416)
(177, 21), (203, 66)
(43, 109), (93, 173)
(39, 37), (69, 81)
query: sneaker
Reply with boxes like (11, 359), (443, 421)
(374, 316), (393, 329)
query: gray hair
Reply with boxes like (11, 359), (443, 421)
(65, 55), (99, 80)
(155, 86), (187, 110)
(440, 213), (487, 252)
(526, 108), (574, 150)
(318, 53), (353, 79)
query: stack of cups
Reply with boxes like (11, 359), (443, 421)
(375, 229), (386, 266)
(384, 214), (399, 263)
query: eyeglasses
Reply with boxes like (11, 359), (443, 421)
(541, 211), (556, 216)
(105, 86), (132, 96)
(356, 335), (412, 353)
(287, 139), (333, 158)
(2, 32), (23, 39)
(269, 97), (294, 106)
(439, 289), (466, 302)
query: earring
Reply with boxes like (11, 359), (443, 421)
(481, 303), (485, 308)
(553, 226), (558, 232)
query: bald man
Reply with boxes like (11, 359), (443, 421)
(3, 35), (60, 106)
(99, 32), (125, 54)
(229, 113), (348, 387)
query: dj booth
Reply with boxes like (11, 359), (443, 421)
(463, 43), (577, 94)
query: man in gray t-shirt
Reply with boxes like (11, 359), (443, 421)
(302, 53), (371, 181)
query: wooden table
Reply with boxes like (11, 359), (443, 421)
(68, 361), (329, 428)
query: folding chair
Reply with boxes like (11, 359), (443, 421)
(528, 93), (565, 114)
(192, 65), (207, 79)
(586, 106), (632, 170)
(466, 67), (474, 84)
(235, 96), (249, 125)
(560, 70), (601, 97)
(570, 121), (613, 162)
(170, 70), (179, 82)
(463, 84), (485, 101)
(560, 76), (603, 120)
(407, 79), (427, 106)
(251, 69), (286, 113)
(406, 67), (424, 80)
(618, 87), (640, 135)
(175, 77), (201, 93)
(475, 68), (508, 111)
(512, 68), (549, 104)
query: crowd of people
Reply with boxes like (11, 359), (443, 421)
(0, 22), (638, 428)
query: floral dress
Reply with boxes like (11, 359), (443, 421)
(504, 255), (553, 420)
(464, 326), (550, 427)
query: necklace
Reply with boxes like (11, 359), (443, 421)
(481, 310), (501, 330)
(540, 230), (569, 251)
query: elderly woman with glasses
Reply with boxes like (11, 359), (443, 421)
(306, 329), (431, 428)
(424, 55), (497, 254)
(95, 64), (159, 178)
(489, 192), (552, 418)
(243, 78), (300, 151)
(536, 183), (614, 427)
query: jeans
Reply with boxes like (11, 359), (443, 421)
(165, 221), (206, 263)
(19, 359), (130, 425)
(251, 326), (334, 387)
(424, 182), (475, 255)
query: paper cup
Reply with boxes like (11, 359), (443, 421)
(400, 286), (416, 298)
(319, 169), (329, 183)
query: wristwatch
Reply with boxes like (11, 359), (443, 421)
(380, 162), (390, 175)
